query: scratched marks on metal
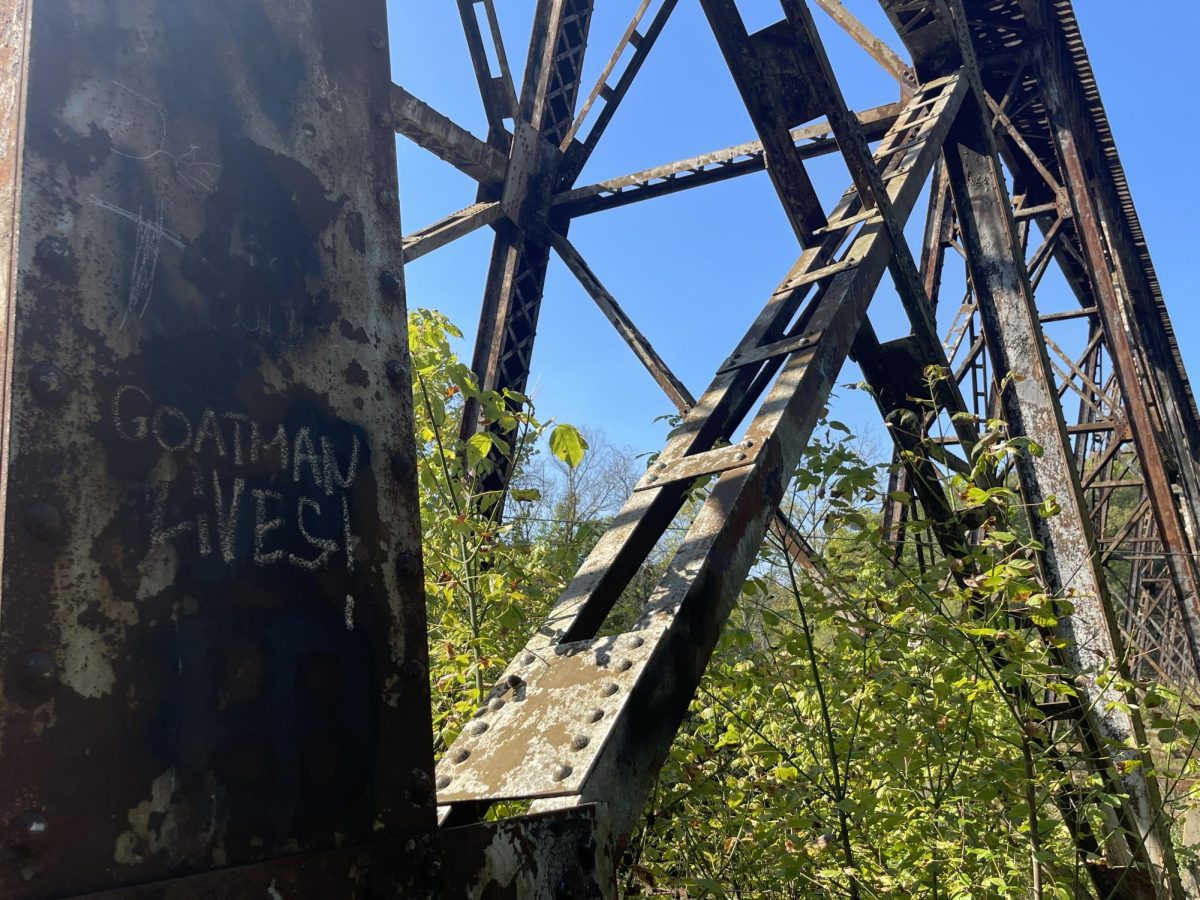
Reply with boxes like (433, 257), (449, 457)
(437, 632), (654, 804)
(0, 1), (431, 896)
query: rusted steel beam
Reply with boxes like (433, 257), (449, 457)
(455, 0), (520, 136)
(437, 74), (967, 838)
(1035, 28), (1200, 683)
(811, 0), (915, 91)
(698, 0), (830, 243)
(885, 0), (1181, 889)
(77, 805), (614, 900)
(0, 0), (433, 895)
(551, 234), (694, 415)
(390, 83), (508, 185)
(460, 0), (594, 467)
(554, 104), (902, 216)
(402, 201), (503, 263)
(1030, 0), (1200, 551)
(558, 0), (680, 187)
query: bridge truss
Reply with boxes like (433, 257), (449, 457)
(1, 0), (1199, 897)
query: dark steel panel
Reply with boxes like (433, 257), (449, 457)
(0, 1), (431, 895)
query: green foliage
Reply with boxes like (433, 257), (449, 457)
(409, 312), (1200, 896)
(409, 309), (590, 753)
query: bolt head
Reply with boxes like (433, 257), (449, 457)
(10, 812), (48, 855)
(385, 360), (407, 388)
(24, 502), (63, 541)
(395, 551), (422, 580)
(401, 658), (427, 686)
(28, 363), (67, 404)
(409, 768), (434, 803)
(379, 270), (402, 297)
(390, 452), (412, 480)
(17, 652), (57, 694)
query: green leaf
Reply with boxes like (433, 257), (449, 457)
(550, 424), (589, 469)
(465, 432), (494, 468)
(510, 487), (542, 503)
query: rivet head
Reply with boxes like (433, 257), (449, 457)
(552, 764), (573, 782)
(489, 697), (505, 712)
(24, 502), (63, 541)
(435, 775), (451, 790)
(9, 812), (48, 855)
(616, 659), (632, 672)
(379, 270), (402, 297)
(600, 683), (618, 697)
(17, 652), (57, 694)
(367, 27), (387, 50)
(377, 189), (395, 208)
(472, 706), (488, 719)
(471, 720), (489, 736)
(401, 658), (427, 686)
(655, 461), (666, 469)
(522, 653), (536, 665)
(409, 769), (434, 801)
(588, 709), (604, 723)
(734, 452), (747, 462)
(742, 440), (754, 449)
(28, 363), (67, 405)
(453, 748), (470, 764)
(395, 551), (422, 582)
(390, 452), (412, 480)
(386, 360), (407, 388)
(571, 734), (590, 751)
(629, 636), (644, 648)
(647, 475), (658, 483)
(506, 673), (523, 688)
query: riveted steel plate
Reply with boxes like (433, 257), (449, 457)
(437, 632), (655, 804)
(0, 1), (431, 895)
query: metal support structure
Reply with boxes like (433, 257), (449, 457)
(4, 0), (1199, 896)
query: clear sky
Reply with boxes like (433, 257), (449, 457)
(390, 2), (1199, 460)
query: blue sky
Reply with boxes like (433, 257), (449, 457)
(391, 2), (1199, 460)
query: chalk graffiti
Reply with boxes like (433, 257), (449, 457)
(114, 385), (365, 572)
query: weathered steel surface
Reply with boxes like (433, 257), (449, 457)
(75, 805), (613, 900)
(0, 1), (431, 895)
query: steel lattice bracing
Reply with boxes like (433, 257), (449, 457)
(0, 0), (1196, 896)
(397, 0), (1200, 897)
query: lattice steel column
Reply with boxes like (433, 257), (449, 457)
(461, 0), (594, 461)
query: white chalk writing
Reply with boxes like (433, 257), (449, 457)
(116, 385), (365, 572)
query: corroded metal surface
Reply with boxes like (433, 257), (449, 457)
(0, 1), (431, 895)
(438, 633), (653, 803)
(74, 805), (613, 899)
